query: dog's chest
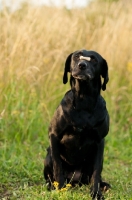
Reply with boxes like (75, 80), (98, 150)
(60, 133), (80, 149)
(62, 93), (107, 129)
(60, 130), (93, 148)
(63, 106), (98, 129)
(60, 129), (96, 164)
(70, 109), (93, 128)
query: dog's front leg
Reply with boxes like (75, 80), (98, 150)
(90, 139), (105, 200)
(50, 133), (65, 189)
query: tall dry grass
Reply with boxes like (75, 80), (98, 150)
(0, 0), (132, 138)
(0, 2), (132, 199)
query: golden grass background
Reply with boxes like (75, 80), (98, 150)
(0, 1), (132, 199)
(0, 0), (132, 131)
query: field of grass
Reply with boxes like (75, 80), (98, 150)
(0, 0), (132, 199)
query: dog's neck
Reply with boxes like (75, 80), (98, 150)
(71, 77), (101, 111)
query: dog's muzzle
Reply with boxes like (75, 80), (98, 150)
(78, 61), (87, 70)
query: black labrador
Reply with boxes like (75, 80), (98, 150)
(44, 49), (110, 199)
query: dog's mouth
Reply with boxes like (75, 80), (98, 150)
(72, 75), (87, 80)
(72, 74), (93, 80)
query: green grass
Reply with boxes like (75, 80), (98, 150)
(0, 0), (132, 199)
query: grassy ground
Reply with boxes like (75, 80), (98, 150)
(0, 0), (132, 199)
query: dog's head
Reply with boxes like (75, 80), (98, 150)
(63, 49), (109, 91)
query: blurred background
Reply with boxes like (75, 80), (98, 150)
(0, 0), (89, 10)
(0, 0), (132, 199)
(0, 0), (132, 137)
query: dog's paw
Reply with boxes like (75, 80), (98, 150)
(100, 181), (111, 192)
(58, 180), (65, 189)
(91, 193), (104, 200)
(90, 187), (104, 200)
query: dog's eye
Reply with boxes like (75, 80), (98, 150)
(90, 56), (97, 62)
(91, 58), (97, 63)
(74, 54), (80, 59)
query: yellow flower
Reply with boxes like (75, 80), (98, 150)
(60, 188), (67, 191)
(60, 184), (72, 192)
(66, 184), (72, 188)
(53, 181), (59, 190)
(52, 182), (72, 192)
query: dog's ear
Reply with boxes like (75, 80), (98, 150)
(101, 59), (109, 91)
(63, 53), (73, 84)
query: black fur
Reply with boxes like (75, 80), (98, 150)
(44, 50), (110, 199)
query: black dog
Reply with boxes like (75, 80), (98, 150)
(44, 49), (110, 199)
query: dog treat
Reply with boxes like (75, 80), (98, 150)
(80, 56), (91, 61)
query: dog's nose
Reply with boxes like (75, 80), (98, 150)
(78, 62), (87, 70)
